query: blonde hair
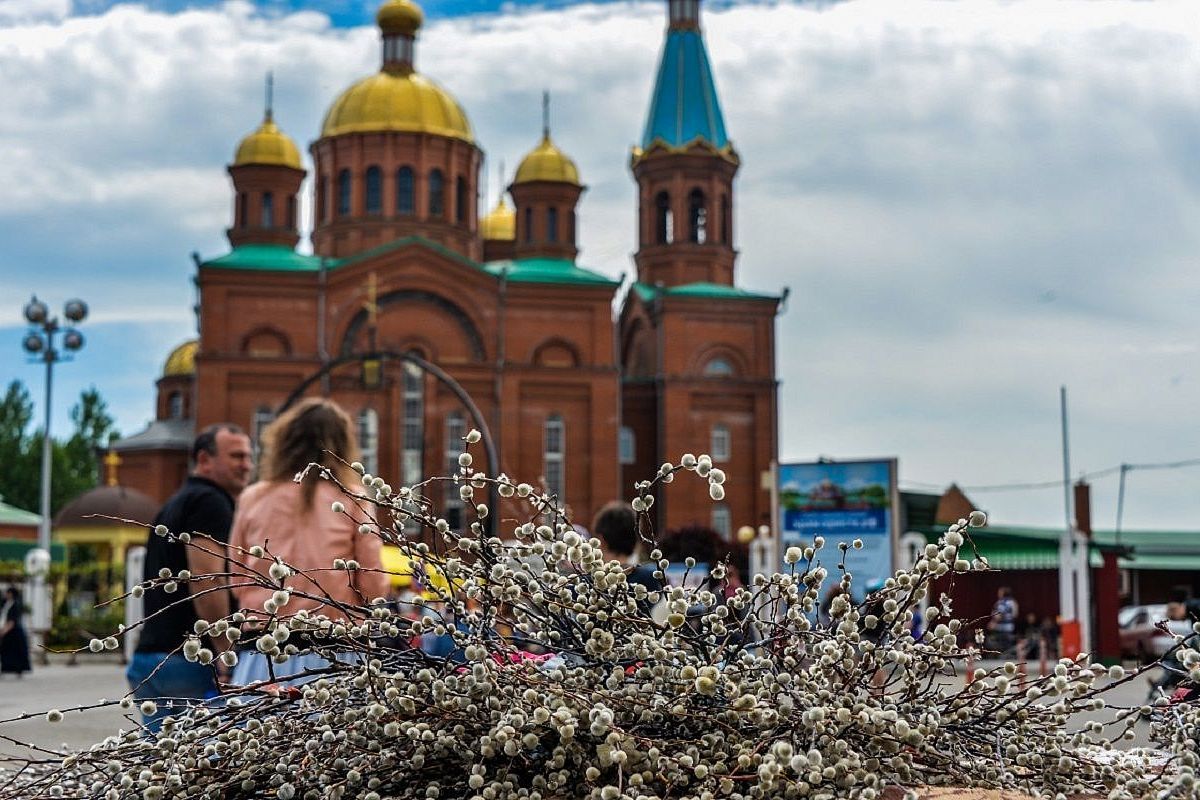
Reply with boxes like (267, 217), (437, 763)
(259, 398), (361, 508)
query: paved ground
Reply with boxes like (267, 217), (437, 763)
(0, 656), (1174, 761)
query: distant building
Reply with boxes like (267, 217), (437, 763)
(114, 0), (782, 536)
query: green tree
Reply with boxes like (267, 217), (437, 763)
(0, 380), (119, 516)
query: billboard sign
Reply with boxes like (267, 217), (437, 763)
(777, 459), (897, 601)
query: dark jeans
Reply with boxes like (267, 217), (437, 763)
(126, 652), (217, 733)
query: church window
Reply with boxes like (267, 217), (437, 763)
(654, 191), (672, 243)
(365, 166), (382, 215)
(358, 408), (379, 476)
(688, 188), (707, 243)
(619, 426), (635, 465)
(711, 503), (731, 540)
(547, 207), (558, 243)
(261, 192), (274, 228)
(429, 169), (445, 218)
(397, 166), (414, 215)
(544, 414), (565, 501)
(711, 423), (730, 463)
(444, 410), (466, 529)
(568, 209), (576, 243)
(237, 192), (248, 227)
(524, 207), (533, 243)
(455, 176), (468, 224)
(703, 357), (734, 377)
(167, 391), (183, 420)
(316, 178), (327, 222)
(337, 169), (352, 216)
(287, 195), (296, 230)
(720, 193), (730, 244)
(402, 362), (424, 487)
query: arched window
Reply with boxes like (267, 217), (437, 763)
(455, 176), (468, 224)
(428, 169), (445, 218)
(316, 178), (327, 222)
(396, 166), (415, 215)
(618, 425), (635, 465)
(358, 408), (379, 476)
(444, 410), (466, 528)
(711, 504), (731, 540)
(167, 391), (183, 420)
(365, 166), (382, 215)
(287, 195), (296, 230)
(547, 207), (558, 243)
(252, 407), (275, 459)
(337, 169), (352, 216)
(688, 188), (707, 244)
(237, 192), (248, 227)
(720, 193), (730, 244)
(261, 192), (274, 228)
(703, 357), (735, 377)
(711, 423), (730, 463)
(568, 209), (576, 244)
(402, 363), (423, 486)
(523, 207), (533, 242)
(544, 414), (565, 500)
(654, 191), (672, 243)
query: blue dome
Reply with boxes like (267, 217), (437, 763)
(640, 28), (729, 150)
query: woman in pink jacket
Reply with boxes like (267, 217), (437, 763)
(229, 398), (389, 686)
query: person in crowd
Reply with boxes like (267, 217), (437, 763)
(228, 398), (389, 686)
(127, 423), (253, 731)
(1016, 610), (1042, 660)
(0, 587), (31, 677)
(591, 501), (660, 594)
(988, 586), (1019, 657)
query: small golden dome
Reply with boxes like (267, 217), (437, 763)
(163, 340), (197, 377)
(233, 115), (302, 169)
(377, 0), (423, 36)
(480, 196), (515, 241)
(321, 71), (473, 141)
(513, 135), (580, 185)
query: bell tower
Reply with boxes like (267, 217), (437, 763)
(509, 93), (585, 262)
(227, 75), (306, 249)
(632, 0), (737, 287)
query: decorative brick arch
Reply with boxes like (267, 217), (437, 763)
(690, 344), (747, 377)
(240, 326), (292, 358)
(338, 289), (487, 362)
(530, 337), (581, 368)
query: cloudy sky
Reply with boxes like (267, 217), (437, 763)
(1, 0), (1198, 531)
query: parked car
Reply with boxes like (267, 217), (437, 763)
(1119, 604), (1168, 661)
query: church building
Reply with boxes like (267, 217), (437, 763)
(114, 0), (782, 538)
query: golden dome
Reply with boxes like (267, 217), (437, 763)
(513, 135), (580, 185)
(321, 71), (473, 141)
(163, 340), (197, 377)
(377, 0), (423, 36)
(480, 196), (515, 241)
(233, 115), (302, 169)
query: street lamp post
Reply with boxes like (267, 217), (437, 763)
(21, 295), (87, 653)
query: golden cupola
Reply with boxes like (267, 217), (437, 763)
(233, 112), (302, 170)
(480, 196), (515, 241)
(227, 76), (306, 250)
(509, 93), (586, 262)
(513, 134), (581, 187)
(320, 0), (473, 141)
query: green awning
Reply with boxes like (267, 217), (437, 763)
(0, 539), (67, 564)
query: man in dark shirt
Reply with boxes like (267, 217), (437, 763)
(592, 501), (661, 598)
(126, 423), (253, 731)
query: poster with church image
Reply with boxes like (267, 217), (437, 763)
(777, 459), (898, 602)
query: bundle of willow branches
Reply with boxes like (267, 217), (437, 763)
(1, 438), (1197, 799)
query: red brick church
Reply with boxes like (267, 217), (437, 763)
(113, 0), (782, 536)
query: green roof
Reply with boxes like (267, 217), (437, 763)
(0, 539), (66, 565)
(486, 258), (619, 287)
(632, 281), (778, 303)
(200, 244), (324, 272)
(0, 500), (40, 527)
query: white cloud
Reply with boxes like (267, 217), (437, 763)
(2, 0), (1200, 528)
(0, 0), (69, 24)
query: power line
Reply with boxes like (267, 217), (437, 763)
(900, 458), (1200, 495)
